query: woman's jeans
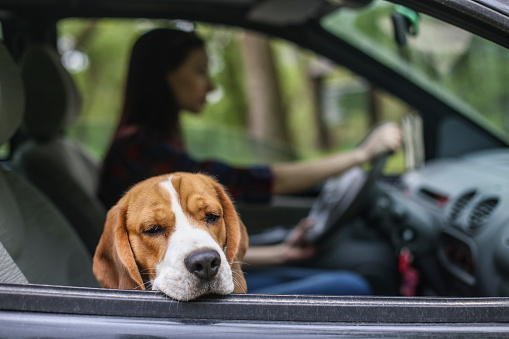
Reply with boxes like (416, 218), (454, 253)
(245, 266), (372, 295)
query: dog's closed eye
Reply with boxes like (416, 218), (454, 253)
(143, 224), (165, 236)
(204, 213), (219, 225)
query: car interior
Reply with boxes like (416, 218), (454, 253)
(0, 40), (99, 288)
(13, 42), (106, 256)
(1, 0), (509, 301)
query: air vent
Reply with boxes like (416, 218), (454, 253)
(449, 191), (476, 221)
(468, 198), (499, 230)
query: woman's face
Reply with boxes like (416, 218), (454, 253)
(166, 47), (214, 113)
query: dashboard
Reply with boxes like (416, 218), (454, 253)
(372, 149), (509, 296)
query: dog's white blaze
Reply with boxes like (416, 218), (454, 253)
(151, 176), (234, 301)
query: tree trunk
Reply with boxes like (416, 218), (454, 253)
(368, 83), (382, 126)
(240, 31), (290, 149)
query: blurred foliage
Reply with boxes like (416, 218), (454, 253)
(61, 20), (296, 163)
(445, 36), (509, 131)
(59, 5), (456, 174)
(60, 19), (397, 165)
(60, 19), (144, 157)
(324, 0), (509, 142)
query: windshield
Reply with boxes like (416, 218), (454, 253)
(321, 0), (509, 141)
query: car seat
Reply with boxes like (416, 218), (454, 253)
(0, 241), (28, 285)
(12, 43), (106, 256)
(0, 39), (99, 287)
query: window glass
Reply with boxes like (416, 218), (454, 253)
(59, 18), (408, 172)
(0, 144), (8, 159)
(321, 0), (509, 142)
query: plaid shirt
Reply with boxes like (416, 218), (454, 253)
(97, 127), (274, 208)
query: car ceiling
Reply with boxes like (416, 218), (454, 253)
(0, 0), (347, 25)
(0, 0), (507, 48)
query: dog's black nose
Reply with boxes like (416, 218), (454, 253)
(185, 249), (221, 281)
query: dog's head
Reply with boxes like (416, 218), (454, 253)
(93, 172), (248, 301)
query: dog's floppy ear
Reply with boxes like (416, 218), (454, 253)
(231, 220), (249, 293)
(212, 180), (248, 293)
(93, 197), (144, 290)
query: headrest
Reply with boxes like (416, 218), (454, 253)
(21, 43), (82, 140)
(0, 41), (25, 145)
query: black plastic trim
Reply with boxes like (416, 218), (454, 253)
(2, 283), (509, 323)
(393, 0), (509, 49)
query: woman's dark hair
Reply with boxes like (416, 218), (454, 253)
(115, 28), (205, 139)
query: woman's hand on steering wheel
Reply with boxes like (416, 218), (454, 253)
(357, 122), (402, 163)
(277, 218), (316, 264)
(306, 122), (402, 245)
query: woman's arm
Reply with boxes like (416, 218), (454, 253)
(270, 122), (402, 195)
(243, 219), (315, 266)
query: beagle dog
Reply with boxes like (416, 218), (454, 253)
(93, 172), (248, 301)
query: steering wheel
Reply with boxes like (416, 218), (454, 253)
(306, 152), (390, 244)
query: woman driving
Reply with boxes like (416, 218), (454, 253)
(97, 28), (402, 295)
